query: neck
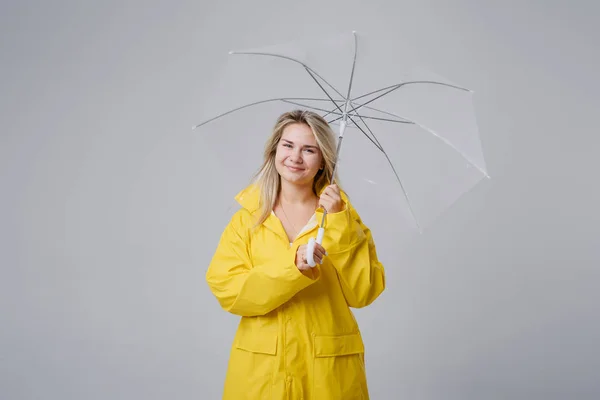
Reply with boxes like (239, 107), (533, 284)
(279, 180), (316, 204)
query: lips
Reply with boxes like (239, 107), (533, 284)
(286, 165), (304, 172)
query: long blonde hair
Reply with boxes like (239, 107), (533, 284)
(251, 110), (339, 226)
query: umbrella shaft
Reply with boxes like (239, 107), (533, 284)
(320, 132), (345, 228)
(331, 135), (344, 185)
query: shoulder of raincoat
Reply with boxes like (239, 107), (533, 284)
(205, 183), (386, 316)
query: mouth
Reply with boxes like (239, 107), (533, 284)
(286, 166), (304, 172)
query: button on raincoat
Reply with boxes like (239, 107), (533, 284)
(206, 184), (386, 399)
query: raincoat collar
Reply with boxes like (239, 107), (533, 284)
(234, 182), (348, 213)
(233, 182), (348, 243)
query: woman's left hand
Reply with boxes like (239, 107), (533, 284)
(319, 184), (344, 214)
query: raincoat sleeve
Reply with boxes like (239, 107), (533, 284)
(205, 210), (319, 317)
(323, 200), (386, 308)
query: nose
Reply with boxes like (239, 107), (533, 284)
(289, 148), (303, 164)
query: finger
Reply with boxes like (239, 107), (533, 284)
(315, 252), (324, 264)
(315, 243), (328, 256)
(319, 194), (331, 208)
(312, 250), (322, 263)
(313, 243), (325, 256)
(323, 186), (335, 197)
(319, 199), (331, 209)
(323, 190), (339, 203)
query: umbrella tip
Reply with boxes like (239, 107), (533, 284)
(352, 30), (357, 34)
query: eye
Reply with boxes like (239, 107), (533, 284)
(282, 143), (292, 148)
(304, 148), (315, 154)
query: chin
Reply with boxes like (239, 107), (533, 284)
(280, 173), (313, 186)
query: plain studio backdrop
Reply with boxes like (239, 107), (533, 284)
(1, 1), (599, 399)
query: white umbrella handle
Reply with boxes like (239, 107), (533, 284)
(306, 227), (325, 267)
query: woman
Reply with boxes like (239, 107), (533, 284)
(206, 110), (386, 399)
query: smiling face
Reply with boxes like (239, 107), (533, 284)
(274, 122), (323, 188)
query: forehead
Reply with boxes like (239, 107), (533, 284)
(280, 123), (317, 145)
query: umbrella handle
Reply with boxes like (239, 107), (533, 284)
(306, 227), (325, 268)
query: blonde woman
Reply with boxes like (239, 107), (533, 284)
(206, 110), (386, 399)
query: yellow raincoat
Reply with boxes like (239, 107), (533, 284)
(206, 184), (386, 399)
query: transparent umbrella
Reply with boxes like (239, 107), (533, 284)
(193, 30), (489, 265)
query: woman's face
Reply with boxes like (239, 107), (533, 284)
(275, 123), (323, 187)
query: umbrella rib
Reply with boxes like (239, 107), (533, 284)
(228, 51), (346, 99)
(281, 99), (399, 123)
(321, 31), (359, 122)
(349, 114), (411, 124)
(343, 114), (383, 152)
(346, 113), (385, 150)
(342, 32), (359, 114)
(333, 99), (488, 177)
(351, 80), (471, 107)
(304, 67), (346, 116)
(354, 105), (488, 177)
(348, 112), (421, 230)
(349, 104), (413, 122)
(192, 97), (339, 129)
(328, 98), (412, 125)
(329, 111), (411, 124)
(322, 102), (408, 123)
(330, 101), (394, 123)
(281, 99), (346, 115)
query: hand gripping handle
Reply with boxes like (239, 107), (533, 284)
(306, 227), (325, 267)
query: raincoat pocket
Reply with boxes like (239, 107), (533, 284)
(312, 333), (368, 399)
(314, 332), (364, 357)
(235, 329), (278, 355)
(225, 330), (278, 399)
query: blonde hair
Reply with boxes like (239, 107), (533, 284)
(251, 109), (339, 226)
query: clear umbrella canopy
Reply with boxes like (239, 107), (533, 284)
(193, 31), (489, 243)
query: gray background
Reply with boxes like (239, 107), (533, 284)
(1, 0), (599, 399)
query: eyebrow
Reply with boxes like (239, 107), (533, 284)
(281, 139), (319, 149)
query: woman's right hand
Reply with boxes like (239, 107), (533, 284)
(295, 243), (327, 271)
